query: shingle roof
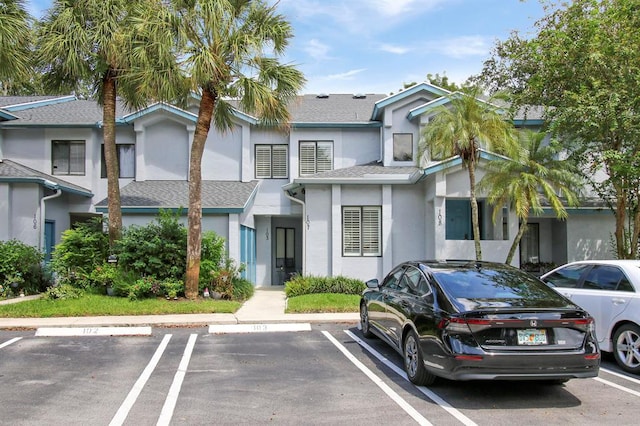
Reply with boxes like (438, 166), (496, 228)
(287, 94), (386, 123)
(0, 159), (93, 196)
(95, 180), (259, 210)
(303, 162), (419, 179)
(0, 99), (134, 126)
(0, 96), (61, 109)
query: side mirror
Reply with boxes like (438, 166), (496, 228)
(365, 278), (379, 289)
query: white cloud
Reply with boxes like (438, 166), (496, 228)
(303, 39), (331, 61)
(380, 43), (411, 55)
(423, 36), (492, 58)
(326, 69), (367, 81)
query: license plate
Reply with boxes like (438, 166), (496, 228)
(517, 329), (547, 345)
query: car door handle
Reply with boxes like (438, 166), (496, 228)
(611, 298), (626, 305)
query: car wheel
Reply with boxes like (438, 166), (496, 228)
(403, 330), (435, 386)
(613, 323), (640, 374)
(360, 302), (374, 338)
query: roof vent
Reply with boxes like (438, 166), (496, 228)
(353, 94), (366, 99)
(316, 94), (329, 99)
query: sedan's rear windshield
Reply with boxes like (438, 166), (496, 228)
(432, 267), (570, 310)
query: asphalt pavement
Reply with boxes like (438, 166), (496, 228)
(0, 286), (360, 329)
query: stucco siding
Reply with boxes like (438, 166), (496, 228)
(143, 121), (189, 180)
(391, 185), (426, 265)
(202, 124), (242, 181)
(304, 185), (332, 276)
(566, 213), (616, 261)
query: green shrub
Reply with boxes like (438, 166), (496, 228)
(161, 278), (184, 299)
(116, 210), (187, 280)
(0, 239), (48, 297)
(232, 277), (255, 301)
(42, 283), (85, 300)
(284, 275), (365, 297)
(50, 217), (109, 288)
(199, 231), (226, 287)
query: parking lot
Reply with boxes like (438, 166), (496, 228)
(1, 323), (639, 425)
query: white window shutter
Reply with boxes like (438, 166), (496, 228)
(362, 207), (381, 256)
(342, 207), (362, 256)
(255, 146), (272, 178)
(271, 145), (288, 178)
(316, 142), (333, 173)
(299, 142), (316, 175)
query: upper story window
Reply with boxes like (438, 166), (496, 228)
(393, 133), (413, 161)
(52, 140), (85, 175)
(299, 141), (333, 175)
(342, 206), (382, 257)
(255, 144), (288, 179)
(101, 144), (135, 178)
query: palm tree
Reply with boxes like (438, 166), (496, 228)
(0, 0), (32, 94)
(160, 0), (305, 299)
(36, 0), (173, 247)
(420, 87), (517, 261)
(479, 130), (582, 264)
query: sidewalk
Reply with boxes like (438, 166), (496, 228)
(0, 287), (360, 329)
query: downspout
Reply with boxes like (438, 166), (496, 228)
(284, 189), (306, 276)
(40, 181), (62, 252)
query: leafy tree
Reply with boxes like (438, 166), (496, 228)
(36, 0), (179, 247)
(0, 0), (33, 94)
(419, 87), (517, 260)
(477, 0), (640, 259)
(151, 0), (305, 299)
(479, 130), (582, 264)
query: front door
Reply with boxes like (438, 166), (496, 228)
(275, 227), (295, 285)
(44, 220), (55, 263)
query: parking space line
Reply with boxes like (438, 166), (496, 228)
(109, 334), (173, 426)
(322, 330), (432, 426)
(157, 333), (198, 426)
(593, 377), (640, 398)
(0, 337), (22, 349)
(344, 330), (477, 426)
(599, 367), (640, 385)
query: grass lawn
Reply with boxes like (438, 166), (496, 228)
(0, 292), (360, 317)
(286, 293), (360, 313)
(0, 294), (240, 318)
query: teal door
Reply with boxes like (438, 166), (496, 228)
(240, 226), (256, 284)
(44, 220), (55, 263)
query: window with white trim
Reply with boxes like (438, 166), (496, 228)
(342, 206), (381, 256)
(299, 141), (333, 175)
(101, 144), (135, 178)
(52, 140), (85, 175)
(255, 145), (288, 179)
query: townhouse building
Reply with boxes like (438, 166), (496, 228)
(0, 83), (614, 286)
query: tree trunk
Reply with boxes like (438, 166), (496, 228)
(468, 159), (482, 261)
(506, 219), (528, 265)
(185, 87), (216, 300)
(103, 72), (122, 247)
(614, 184), (628, 258)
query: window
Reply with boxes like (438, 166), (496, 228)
(299, 141), (333, 175)
(583, 265), (629, 291)
(542, 264), (591, 288)
(101, 144), (135, 178)
(52, 140), (85, 175)
(342, 206), (381, 256)
(255, 145), (288, 179)
(393, 133), (413, 161)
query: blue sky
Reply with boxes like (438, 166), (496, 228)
(27, 0), (546, 95)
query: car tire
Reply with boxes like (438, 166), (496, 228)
(613, 323), (640, 374)
(360, 302), (374, 338)
(404, 330), (435, 386)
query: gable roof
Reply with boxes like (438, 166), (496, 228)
(286, 94), (385, 126)
(0, 159), (93, 197)
(370, 83), (451, 121)
(95, 180), (260, 213)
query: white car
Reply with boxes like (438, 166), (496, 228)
(541, 260), (640, 374)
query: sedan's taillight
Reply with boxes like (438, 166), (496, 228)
(439, 317), (493, 333)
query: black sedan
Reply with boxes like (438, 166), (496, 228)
(360, 260), (600, 385)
